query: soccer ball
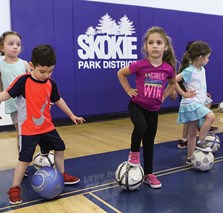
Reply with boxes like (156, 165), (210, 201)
(191, 150), (214, 171)
(218, 102), (223, 112)
(33, 152), (55, 168)
(115, 161), (144, 190)
(205, 134), (220, 153)
(31, 166), (64, 200)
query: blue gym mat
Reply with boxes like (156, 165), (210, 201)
(1, 133), (223, 213)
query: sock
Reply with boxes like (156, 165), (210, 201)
(197, 140), (205, 144)
(181, 138), (187, 142)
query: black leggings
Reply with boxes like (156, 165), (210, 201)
(128, 101), (158, 175)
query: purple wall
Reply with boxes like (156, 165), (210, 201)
(10, 0), (223, 119)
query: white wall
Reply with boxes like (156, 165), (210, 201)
(0, 0), (11, 34)
(86, 0), (223, 16)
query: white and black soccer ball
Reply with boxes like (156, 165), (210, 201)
(205, 134), (220, 153)
(218, 102), (223, 112)
(191, 150), (214, 171)
(115, 161), (144, 190)
(33, 152), (55, 169)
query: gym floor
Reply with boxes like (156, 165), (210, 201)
(1, 132), (223, 213)
(1, 110), (223, 213)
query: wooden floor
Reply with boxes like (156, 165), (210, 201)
(1, 108), (223, 212)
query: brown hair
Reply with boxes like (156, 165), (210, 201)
(142, 26), (176, 72)
(178, 40), (211, 74)
(0, 31), (21, 55)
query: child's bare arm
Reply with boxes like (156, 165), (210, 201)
(54, 98), (85, 124)
(117, 67), (138, 97)
(0, 91), (11, 102)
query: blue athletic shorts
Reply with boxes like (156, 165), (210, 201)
(18, 129), (65, 162)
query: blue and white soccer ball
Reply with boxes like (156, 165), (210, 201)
(31, 167), (64, 200)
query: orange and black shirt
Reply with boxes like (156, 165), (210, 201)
(7, 73), (60, 135)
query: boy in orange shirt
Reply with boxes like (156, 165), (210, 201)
(0, 44), (85, 205)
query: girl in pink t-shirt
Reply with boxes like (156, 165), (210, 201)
(117, 26), (176, 189)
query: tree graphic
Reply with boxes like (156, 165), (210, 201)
(96, 13), (119, 35)
(110, 21), (120, 35)
(86, 26), (96, 36)
(118, 15), (135, 36)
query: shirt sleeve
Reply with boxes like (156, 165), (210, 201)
(168, 67), (176, 79)
(181, 67), (193, 83)
(129, 60), (140, 74)
(6, 75), (24, 98)
(49, 79), (61, 103)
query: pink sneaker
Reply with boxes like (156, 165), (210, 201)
(128, 151), (140, 166)
(144, 174), (162, 189)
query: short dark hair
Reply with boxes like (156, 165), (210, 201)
(31, 44), (56, 67)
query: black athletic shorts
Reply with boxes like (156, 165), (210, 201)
(18, 129), (65, 162)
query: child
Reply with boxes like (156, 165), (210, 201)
(0, 31), (30, 135)
(0, 31), (50, 175)
(177, 92), (219, 149)
(117, 26), (176, 189)
(175, 41), (215, 164)
(2, 44), (85, 205)
(170, 41), (219, 149)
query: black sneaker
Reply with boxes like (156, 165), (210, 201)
(177, 139), (188, 149)
(208, 126), (219, 134)
(195, 141), (212, 152)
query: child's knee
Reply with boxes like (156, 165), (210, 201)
(206, 112), (215, 122)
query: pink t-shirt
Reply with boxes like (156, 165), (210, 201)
(129, 59), (175, 111)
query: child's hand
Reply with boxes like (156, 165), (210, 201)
(184, 91), (196, 98)
(72, 115), (85, 124)
(49, 102), (54, 110)
(127, 88), (138, 98)
(169, 90), (178, 101)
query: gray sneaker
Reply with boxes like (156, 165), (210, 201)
(186, 158), (193, 165)
(195, 141), (212, 152)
